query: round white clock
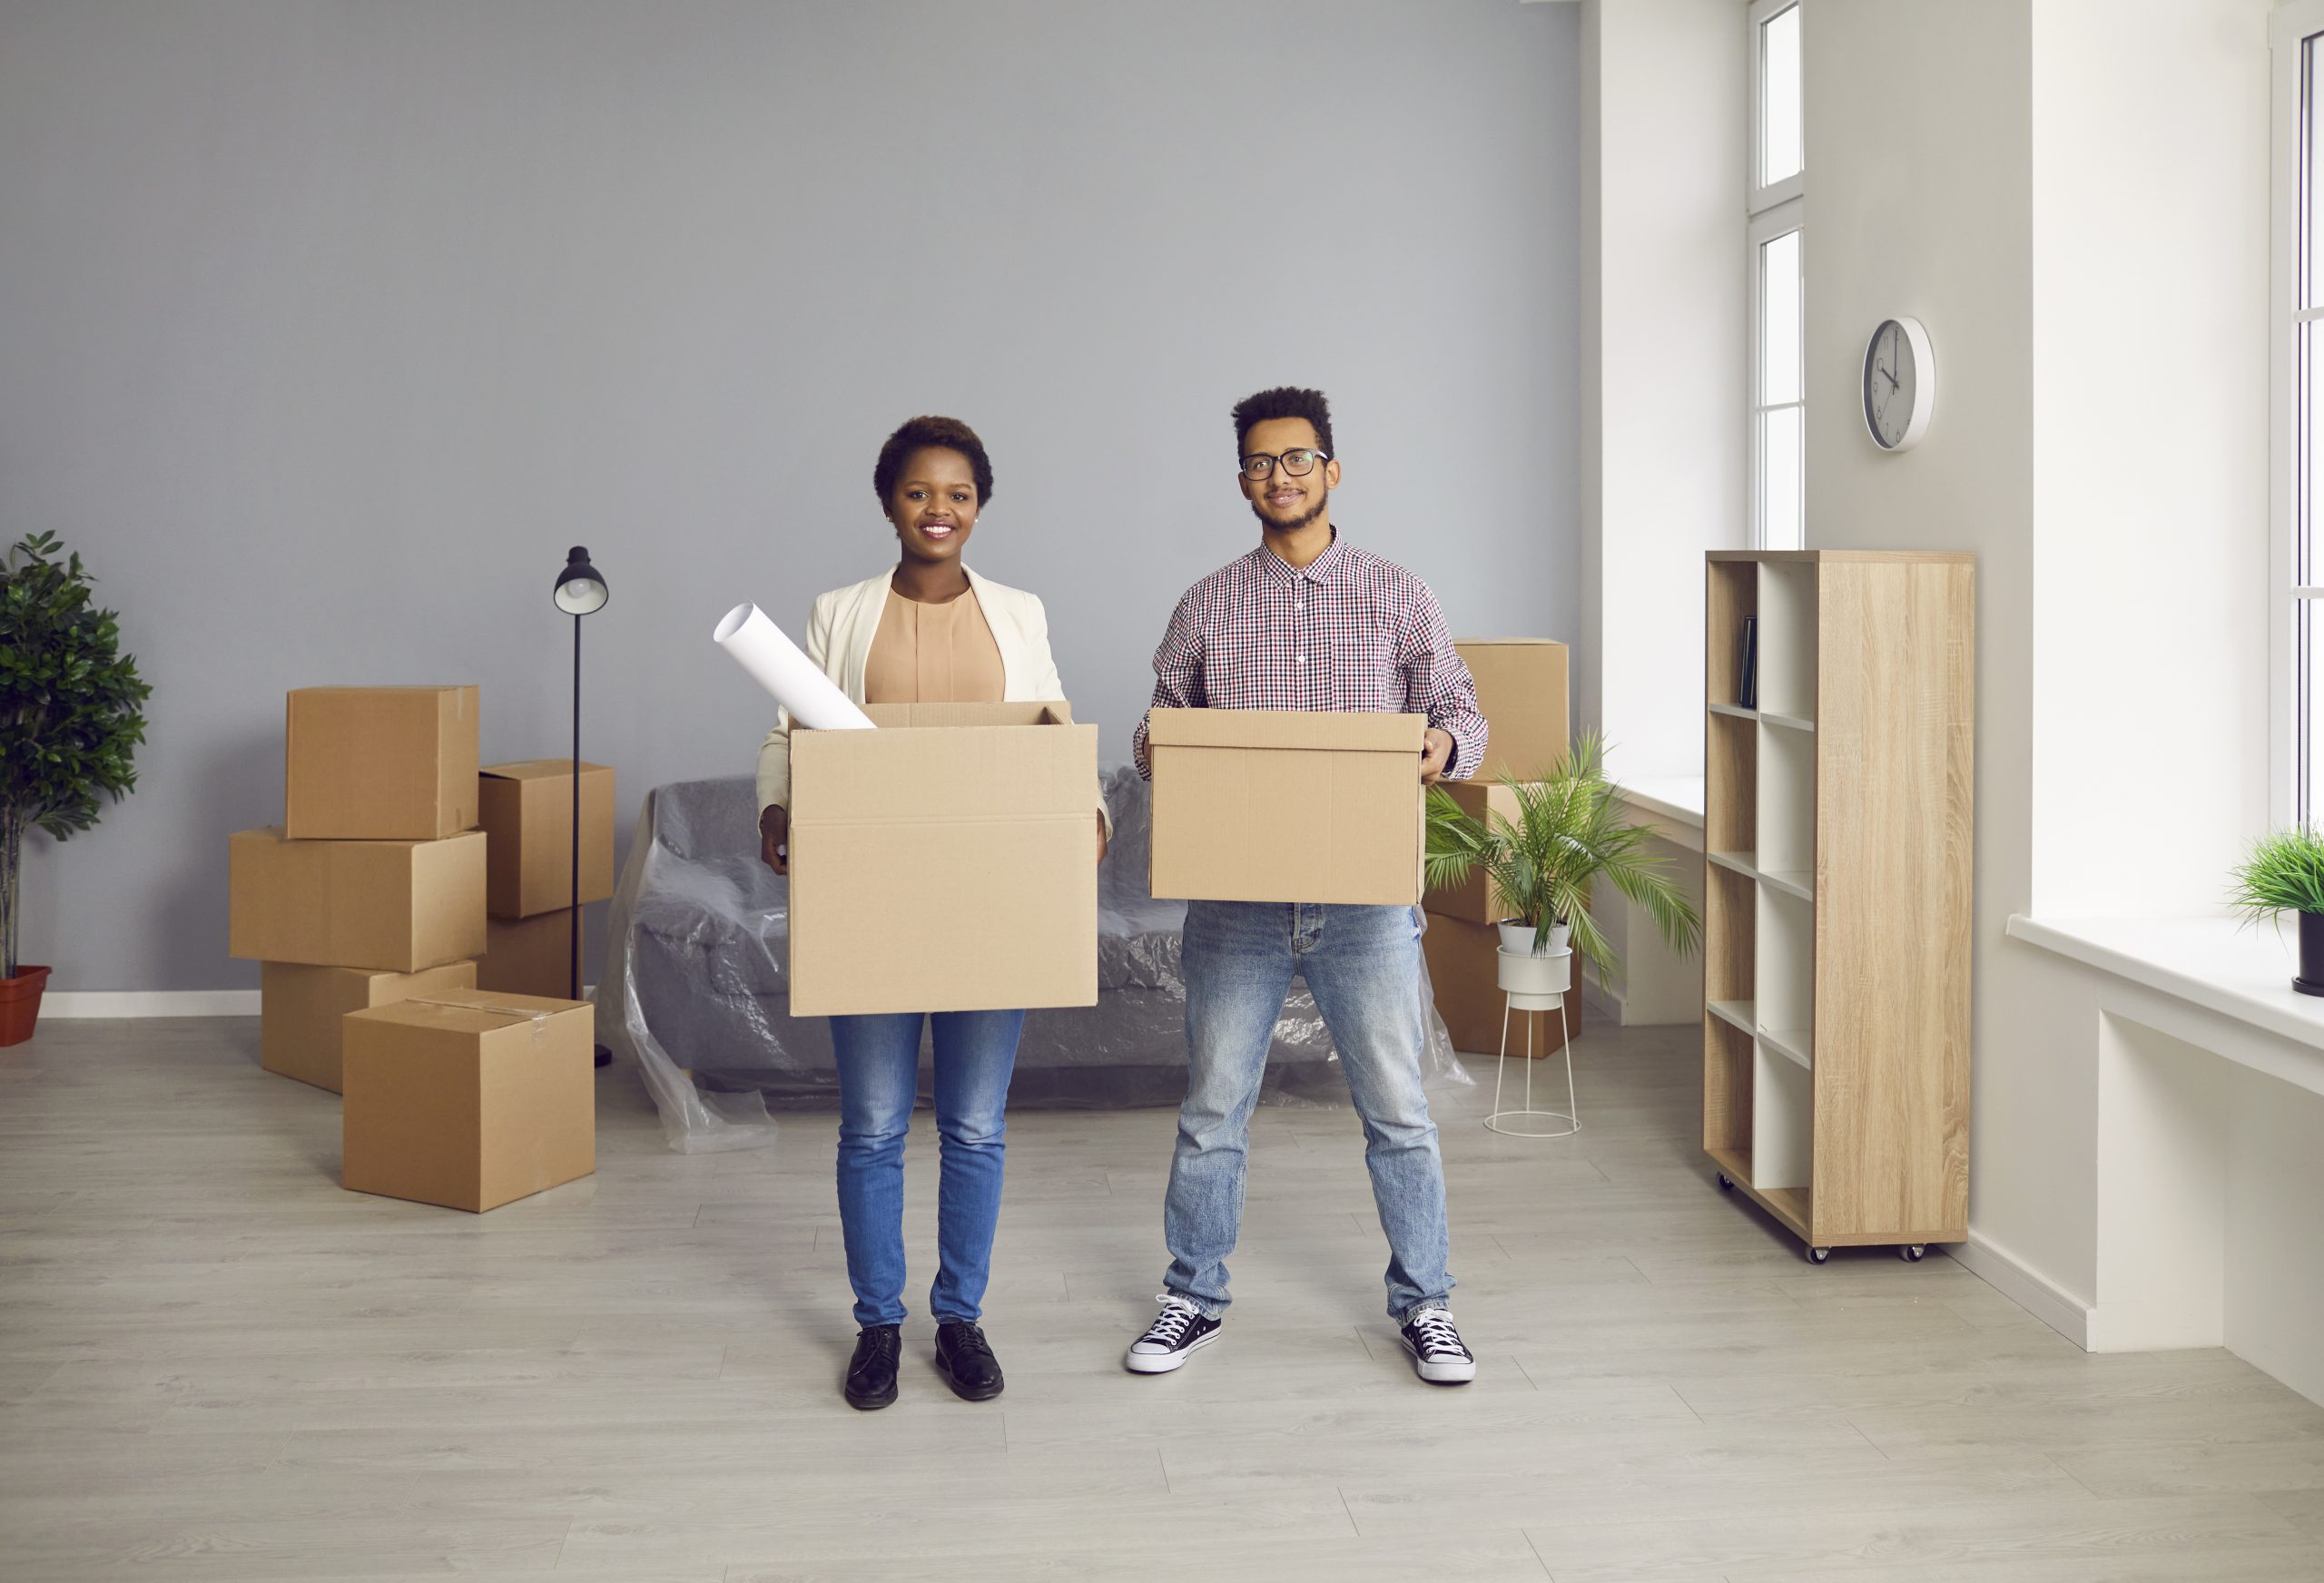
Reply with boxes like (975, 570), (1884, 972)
(1862, 316), (1935, 451)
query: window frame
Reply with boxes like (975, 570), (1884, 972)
(2272, 0), (2324, 828)
(1748, 0), (1805, 552)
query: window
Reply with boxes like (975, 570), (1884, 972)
(1749, 0), (1805, 551)
(2275, 1), (2324, 825)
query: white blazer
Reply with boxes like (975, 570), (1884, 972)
(754, 565), (1112, 833)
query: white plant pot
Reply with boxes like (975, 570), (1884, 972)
(1547, 922), (1571, 954)
(1497, 945), (1572, 997)
(1496, 921), (1536, 953)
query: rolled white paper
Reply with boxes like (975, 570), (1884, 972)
(714, 603), (876, 731)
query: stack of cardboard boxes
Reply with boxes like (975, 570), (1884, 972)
(1420, 640), (1583, 1057)
(477, 759), (614, 998)
(228, 687), (602, 1212)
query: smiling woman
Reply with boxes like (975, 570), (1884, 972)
(749, 412), (1112, 1414)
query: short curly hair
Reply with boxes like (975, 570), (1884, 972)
(1231, 386), (1335, 461)
(873, 416), (993, 507)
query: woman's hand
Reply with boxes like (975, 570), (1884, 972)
(1096, 812), (1109, 866)
(760, 805), (789, 875)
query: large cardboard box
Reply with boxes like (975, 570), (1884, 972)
(478, 761), (615, 919)
(788, 702), (1098, 1018)
(341, 992), (596, 1213)
(229, 827), (487, 972)
(477, 908), (586, 999)
(1147, 709), (1424, 906)
(260, 959), (478, 1093)
(286, 685), (480, 841)
(1422, 912), (1582, 1057)
(1423, 780), (1525, 924)
(1454, 639), (1570, 784)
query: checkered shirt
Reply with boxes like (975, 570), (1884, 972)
(1132, 530), (1488, 780)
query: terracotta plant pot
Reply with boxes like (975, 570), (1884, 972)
(0, 965), (52, 1047)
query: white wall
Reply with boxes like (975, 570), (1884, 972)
(1580, 0), (1746, 779)
(1804, 0), (2274, 1323)
(2029, 0), (2271, 914)
(0, 0), (1583, 992)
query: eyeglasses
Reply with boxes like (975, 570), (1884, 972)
(1238, 448), (1331, 481)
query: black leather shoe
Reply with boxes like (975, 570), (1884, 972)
(934, 1321), (1005, 1401)
(843, 1324), (901, 1411)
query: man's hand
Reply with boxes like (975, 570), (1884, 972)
(759, 805), (789, 875)
(1097, 812), (1109, 866)
(1420, 727), (1456, 784)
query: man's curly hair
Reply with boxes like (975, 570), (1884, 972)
(873, 415), (993, 506)
(1231, 386), (1335, 461)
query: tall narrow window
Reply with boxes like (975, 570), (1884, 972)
(2275, 3), (2324, 824)
(1749, 0), (1805, 550)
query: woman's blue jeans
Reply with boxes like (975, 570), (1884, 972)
(829, 1009), (1025, 1328)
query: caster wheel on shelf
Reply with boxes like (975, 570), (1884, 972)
(1900, 1244), (1927, 1263)
(1717, 1173), (1735, 1192)
(1806, 1245), (1832, 1264)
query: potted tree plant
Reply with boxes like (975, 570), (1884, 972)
(1424, 732), (1701, 998)
(2230, 826), (2324, 996)
(1, 532), (151, 1046)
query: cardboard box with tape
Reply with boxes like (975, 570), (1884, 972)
(478, 760), (615, 920)
(1146, 708), (1424, 906)
(787, 702), (1098, 1018)
(341, 991), (596, 1213)
(1452, 639), (1569, 785)
(229, 827), (487, 972)
(260, 959), (478, 1093)
(285, 685), (480, 841)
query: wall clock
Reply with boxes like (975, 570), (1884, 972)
(1862, 316), (1935, 452)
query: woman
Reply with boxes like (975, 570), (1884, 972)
(756, 415), (1108, 1411)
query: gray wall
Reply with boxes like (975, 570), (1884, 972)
(0, 0), (1581, 992)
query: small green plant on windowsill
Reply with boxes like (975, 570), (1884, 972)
(1423, 731), (1702, 987)
(2228, 825), (2324, 996)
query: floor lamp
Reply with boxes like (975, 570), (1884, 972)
(552, 546), (613, 1068)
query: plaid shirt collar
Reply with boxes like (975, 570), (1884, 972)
(1254, 526), (1350, 587)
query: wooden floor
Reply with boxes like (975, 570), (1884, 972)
(5, 1017), (2324, 1582)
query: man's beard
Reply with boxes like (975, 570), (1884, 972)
(1253, 489), (1327, 536)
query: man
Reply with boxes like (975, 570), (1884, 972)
(1122, 386), (1486, 1386)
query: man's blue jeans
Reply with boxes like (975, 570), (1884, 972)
(1163, 900), (1454, 1322)
(829, 1009), (1024, 1329)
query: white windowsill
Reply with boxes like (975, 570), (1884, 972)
(2006, 914), (2324, 1097)
(1613, 776), (1705, 827)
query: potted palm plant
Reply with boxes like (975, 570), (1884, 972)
(1424, 733), (1701, 998)
(2229, 826), (2324, 996)
(1, 532), (151, 1046)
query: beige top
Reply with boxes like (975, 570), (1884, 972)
(862, 585), (1007, 705)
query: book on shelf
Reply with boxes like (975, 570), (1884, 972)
(1738, 617), (1758, 709)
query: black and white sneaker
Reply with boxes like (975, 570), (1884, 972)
(1124, 1293), (1221, 1374)
(1399, 1308), (1477, 1384)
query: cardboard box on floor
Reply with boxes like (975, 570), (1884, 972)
(788, 702), (1098, 1018)
(1146, 709), (1424, 906)
(260, 959), (478, 1093)
(1422, 912), (1582, 1057)
(477, 909), (585, 999)
(478, 761), (615, 920)
(285, 686), (480, 841)
(228, 828), (487, 972)
(1454, 639), (1570, 784)
(341, 992), (596, 1213)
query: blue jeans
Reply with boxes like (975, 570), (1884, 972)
(1163, 901), (1454, 1322)
(830, 1009), (1025, 1329)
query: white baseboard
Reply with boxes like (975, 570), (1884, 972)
(1950, 1227), (2093, 1350)
(43, 990), (261, 1018)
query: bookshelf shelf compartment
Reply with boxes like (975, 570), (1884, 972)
(1700, 551), (1974, 1256)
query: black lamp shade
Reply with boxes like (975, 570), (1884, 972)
(554, 546), (608, 615)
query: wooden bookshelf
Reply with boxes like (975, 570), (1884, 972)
(1701, 551), (1974, 1262)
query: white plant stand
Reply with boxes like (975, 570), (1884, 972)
(1487, 946), (1578, 1139)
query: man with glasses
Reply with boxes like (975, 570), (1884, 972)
(1121, 386), (1488, 1386)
